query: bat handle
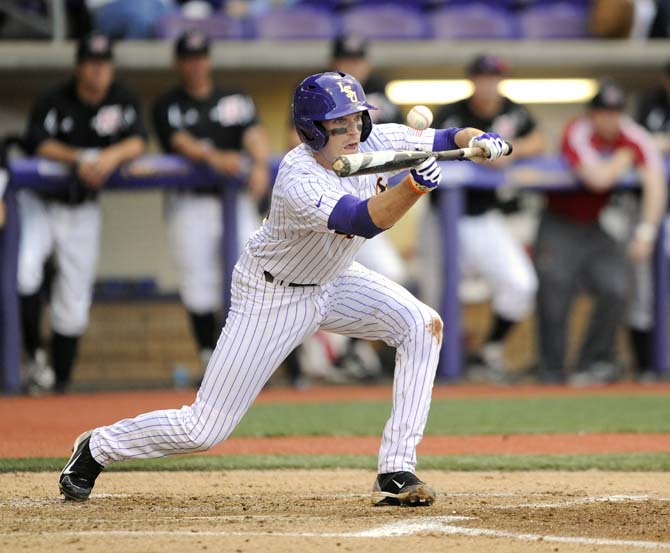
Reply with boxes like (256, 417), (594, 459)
(503, 140), (513, 156)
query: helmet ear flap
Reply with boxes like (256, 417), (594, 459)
(360, 111), (372, 142)
(296, 120), (328, 151)
(313, 121), (328, 150)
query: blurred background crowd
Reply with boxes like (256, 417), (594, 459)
(1, 0), (669, 41)
(0, 0), (668, 395)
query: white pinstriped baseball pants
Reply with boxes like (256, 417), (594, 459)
(91, 250), (442, 474)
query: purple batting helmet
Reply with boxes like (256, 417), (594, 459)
(292, 72), (377, 151)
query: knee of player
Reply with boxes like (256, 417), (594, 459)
(52, 312), (90, 337)
(496, 276), (538, 319)
(504, 267), (538, 300)
(17, 260), (45, 294)
(186, 429), (220, 452)
(423, 308), (443, 346)
(598, 276), (628, 304)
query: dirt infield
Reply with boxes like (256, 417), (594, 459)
(5, 384), (670, 551)
(2, 470), (669, 553)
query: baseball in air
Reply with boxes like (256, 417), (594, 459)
(406, 105), (433, 130)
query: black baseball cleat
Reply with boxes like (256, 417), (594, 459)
(371, 471), (437, 506)
(59, 430), (104, 501)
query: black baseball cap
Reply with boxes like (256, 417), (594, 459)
(589, 80), (626, 111)
(467, 54), (508, 76)
(332, 33), (368, 59)
(175, 29), (211, 58)
(76, 32), (113, 63)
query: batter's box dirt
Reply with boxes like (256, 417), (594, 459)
(1, 470), (669, 553)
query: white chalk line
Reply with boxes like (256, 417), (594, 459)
(3, 516), (670, 549)
(492, 494), (670, 509)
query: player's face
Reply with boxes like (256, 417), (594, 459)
(76, 60), (114, 95)
(331, 58), (371, 84)
(177, 54), (211, 89)
(590, 109), (622, 140)
(472, 74), (502, 101)
(316, 112), (363, 167)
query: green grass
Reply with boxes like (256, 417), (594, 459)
(4, 453), (670, 473)
(231, 395), (670, 437)
(6, 393), (669, 473)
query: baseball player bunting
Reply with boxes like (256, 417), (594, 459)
(59, 71), (510, 507)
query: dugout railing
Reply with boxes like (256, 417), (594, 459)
(1, 155), (668, 391)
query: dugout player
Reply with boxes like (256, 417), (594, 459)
(626, 58), (670, 381)
(535, 80), (666, 385)
(19, 33), (147, 393)
(327, 33), (407, 380)
(59, 71), (509, 506)
(424, 54), (545, 382)
(152, 30), (271, 377)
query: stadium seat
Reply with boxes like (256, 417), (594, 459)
(343, 0), (438, 6)
(296, 0), (357, 8)
(517, 1), (589, 39)
(252, 6), (337, 40)
(431, 4), (517, 39)
(341, 4), (428, 39)
(155, 13), (248, 40)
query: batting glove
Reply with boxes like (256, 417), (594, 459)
(408, 156), (441, 194)
(468, 132), (507, 161)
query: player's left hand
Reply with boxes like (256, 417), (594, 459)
(468, 132), (507, 161)
(409, 156), (441, 194)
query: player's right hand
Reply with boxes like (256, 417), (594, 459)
(409, 156), (441, 194)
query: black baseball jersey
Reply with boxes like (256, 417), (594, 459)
(627, 86), (670, 202)
(25, 77), (146, 203)
(152, 86), (258, 180)
(432, 96), (536, 215)
(152, 86), (259, 194)
(363, 76), (402, 125)
(637, 86), (670, 135)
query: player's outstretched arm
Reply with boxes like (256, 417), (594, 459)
(367, 157), (441, 229)
(326, 157), (440, 239)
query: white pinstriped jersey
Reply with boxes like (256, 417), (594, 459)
(246, 124), (436, 285)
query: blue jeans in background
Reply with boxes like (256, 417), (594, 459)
(91, 0), (177, 39)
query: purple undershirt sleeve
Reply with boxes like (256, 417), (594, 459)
(432, 128), (461, 152)
(327, 194), (384, 239)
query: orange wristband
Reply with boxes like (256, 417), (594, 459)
(405, 175), (429, 196)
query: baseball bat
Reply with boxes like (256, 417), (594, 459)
(332, 141), (513, 177)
